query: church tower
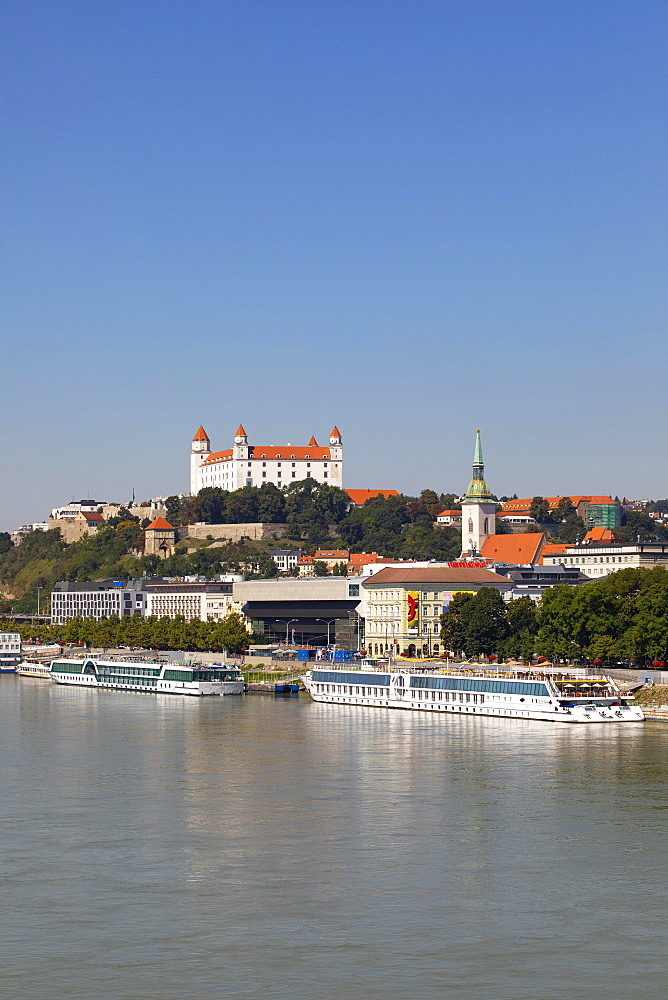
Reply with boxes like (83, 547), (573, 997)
(191, 426), (210, 494)
(461, 429), (496, 557)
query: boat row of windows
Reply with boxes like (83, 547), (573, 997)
(409, 676), (548, 696)
(314, 685), (546, 705)
(312, 671), (390, 686)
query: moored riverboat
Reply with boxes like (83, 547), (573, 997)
(49, 656), (245, 696)
(17, 660), (53, 679)
(302, 663), (644, 723)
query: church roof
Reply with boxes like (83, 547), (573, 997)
(480, 533), (545, 565)
(193, 426), (209, 441)
(146, 516), (175, 531)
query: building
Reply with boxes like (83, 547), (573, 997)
(0, 632), (22, 670)
(190, 424), (343, 494)
(347, 553), (398, 575)
(50, 500), (107, 520)
(50, 578), (246, 625)
(268, 549), (305, 574)
(436, 510), (462, 526)
(10, 523), (50, 545)
(500, 495), (621, 528)
(51, 580), (147, 624)
(345, 489), (400, 506)
(361, 565), (513, 658)
(480, 532), (546, 566)
(493, 564), (590, 601)
(314, 549), (350, 572)
(144, 516), (177, 558)
(48, 511), (105, 543)
(460, 430), (499, 557)
(540, 539), (668, 579)
(143, 580), (246, 623)
(232, 577), (364, 648)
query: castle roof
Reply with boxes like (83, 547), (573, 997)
(146, 516), (175, 531)
(331, 426), (341, 437)
(202, 446), (331, 465)
(236, 425), (247, 436)
(193, 426), (209, 441)
(480, 533), (545, 565)
(345, 489), (400, 505)
(308, 435), (318, 446)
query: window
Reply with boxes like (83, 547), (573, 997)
(292, 472), (296, 477)
(468, 518), (473, 533)
(324, 472), (328, 478)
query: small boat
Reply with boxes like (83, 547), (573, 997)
(17, 660), (53, 679)
(274, 682), (300, 695)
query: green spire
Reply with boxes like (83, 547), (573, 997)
(473, 428), (484, 471)
(462, 428), (493, 504)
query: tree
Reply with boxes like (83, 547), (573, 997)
(440, 592), (475, 655)
(313, 561), (328, 577)
(0, 532), (12, 554)
(213, 612), (250, 653)
(529, 497), (552, 523)
(195, 487), (227, 524)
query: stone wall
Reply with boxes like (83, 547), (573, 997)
(181, 522), (289, 543)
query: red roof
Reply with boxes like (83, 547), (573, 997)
(331, 426), (341, 437)
(583, 527), (617, 543)
(146, 516), (175, 531)
(315, 549), (349, 559)
(437, 510), (462, 517)
(501, 495), (616, 514)
(345, 489), (400, 505)
(480, 533), (545, 564)
(193, 426), (209, 441)
(82, 512), (104, 522)
(236, 425), (247, 436)
(308, 435), (318, 446)
(298, 556), (314, 564)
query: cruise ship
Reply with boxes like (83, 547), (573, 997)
(302, 663), (644, 723)
(49, 656), (245, 696)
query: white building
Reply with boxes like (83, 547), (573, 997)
(51, 500), (106, 520)
(0, 632), (22, 670)
(541, 540), (668, 579)
(51, 580), (147, 623)
(190, 424), (343, 495)
(143, 581), (247, 623)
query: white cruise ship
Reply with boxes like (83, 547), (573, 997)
(303, 664), (644, 724)
(50, 657), (245, 696)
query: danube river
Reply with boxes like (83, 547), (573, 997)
(1, 677), (667, 1000)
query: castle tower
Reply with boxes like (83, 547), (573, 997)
(191, 426), (210, 494)
(329, 426), (343, 484)
(461, 429), (496, 557)
(232, 424), (249, 462)
(144, 516), (176, 559)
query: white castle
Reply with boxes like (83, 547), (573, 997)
(190, 424), (343, 495)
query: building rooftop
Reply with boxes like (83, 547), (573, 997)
(480, 533), (545, 565)
(363, 566), (513, 587)
(345, 489), (400, 505)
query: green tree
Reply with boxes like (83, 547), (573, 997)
(313, 560), (328, 577)
(0, 532), (12, 554)
(529, 497), (552, 523)
(214, 612), (250, 653)
(195, 487), (227, 524)
(440, 592), (475, 655)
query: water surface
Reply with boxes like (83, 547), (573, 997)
(1, 676), (667, 999)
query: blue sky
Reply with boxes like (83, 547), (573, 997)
(1, 1), (666, 530)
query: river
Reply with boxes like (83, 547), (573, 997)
(1, 676), (667, 999)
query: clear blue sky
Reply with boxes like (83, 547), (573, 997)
(1, 1), (666, 530)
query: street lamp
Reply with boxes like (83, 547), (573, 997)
(275, 619), (297, 644)
(316, 618), (337, 648)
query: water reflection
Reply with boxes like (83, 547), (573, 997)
(1, 677), (667, 1000)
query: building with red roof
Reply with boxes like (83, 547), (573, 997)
(345, 489), (400, 506)
(190, 424), (343, 495)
